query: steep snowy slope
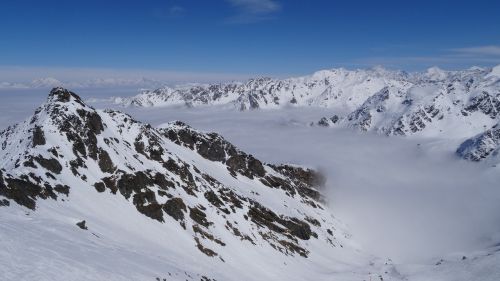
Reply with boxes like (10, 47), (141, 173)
(456, 122), (500, 162)
(0, 88), (364, 280)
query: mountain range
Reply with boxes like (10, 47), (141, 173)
(116, 65), (500, 164)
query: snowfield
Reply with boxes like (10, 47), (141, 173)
(0, 75), (500, 281)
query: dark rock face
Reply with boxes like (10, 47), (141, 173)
(161, 122), (266, 179)
(464, 91), (500, 119)
(163, 197), (187, 221)
(117, 172), (154, 199)
(262, 164), (325, 201)
(34, 156), (62, 174)
(0, 198), (10, 207)
(390, 104), (441, 135)
(247, 202), (312, 257)
(195, 237), (218, 257)
(98, 149), (115, 173)
(0, 171), (46, 210)
(94, 182), (106, 193)
(136, 202), (164, 222)
(163, 121), (227, 162)
(32, 126), (46, 147)
(248, 203), (312, 241)
(189, 206), (212, 228)
(49, 87), (74, 103)
(204, 191), (223, 208)
(54, 184), (70, 196)
(76, 220), (88, 230)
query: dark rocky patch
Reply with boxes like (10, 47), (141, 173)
(161, 123), (266, 179)
(32, 126), (46, 147)
(94, 182), (106, 193)
(23, 157), (37, 168)
(98, 149), (115, 173)
(1, 174), (47, 210)
(34, 155), (62, 174)
(102, 176), (118, 194)
(163, 197), (187, 221)
(136, 202), (164, 222)
(117, 171), (154, 199)
(153, 173), (175, 190)
(248, 203), (313, 241)
(278, 240), (308, 258)
(45, 172), (56, 180)
(69, 157), (86, 176)
(268, 164), (324, 201)
(190, 206), (212, 228)
(194, 237), (218, 257)
(204, 190), (224, 208)
(76, 220), (88, 230)
(54, 184), (70, 196)
(49, 87), (77, 103)
(304, 216), (321, 227)
(464, 91), (500, 119)
(0, 198), (10, 207)
(76, 109), (104, 135)
(193, 224), (226, 246)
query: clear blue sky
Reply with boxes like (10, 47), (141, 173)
(0, 0), (499, 78)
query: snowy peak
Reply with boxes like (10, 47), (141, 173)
(46, 86), (86, 105)
(0, 88), (351, 267)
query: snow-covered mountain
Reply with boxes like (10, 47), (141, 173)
(119, 67), (413, 110)
(119, 66), (500, 137)
(115, 65), (500, 164)
(0, 88), (362, 280)
(118, 65), (500, 139)
(319, 66), (500, 139)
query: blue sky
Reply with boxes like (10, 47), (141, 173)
(0, 0), (499, 81)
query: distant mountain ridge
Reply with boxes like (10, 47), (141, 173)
(117, 65), (500, 163)
(118, 67), (413, 110)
